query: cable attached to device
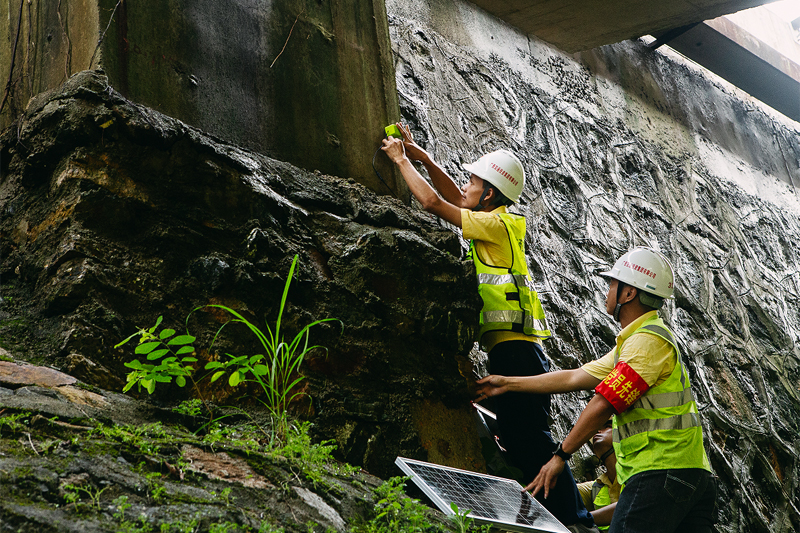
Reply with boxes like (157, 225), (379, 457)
(372, 146), (397, 195)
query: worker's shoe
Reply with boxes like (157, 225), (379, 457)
(566, 524), (601, 533)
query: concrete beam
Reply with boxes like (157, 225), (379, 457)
(1, 0), (407, 200)
(467, 0), (778, 52)
(653, 19), (800, 122)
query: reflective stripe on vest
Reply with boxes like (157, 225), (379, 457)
(626, 387), (695, 411)
(469, 212), (551, 347)
(611, 315), (710, 483)
(477, 273), (533, 288)
(613, 412), (700, 441)
(481, 310), (550, 333)
(612, 322), (698, 441)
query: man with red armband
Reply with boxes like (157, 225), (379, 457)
(475, 247), (716, 533)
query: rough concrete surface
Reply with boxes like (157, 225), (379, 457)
(467, 0), (776, 53)
(1, 0), (407, 198)
(388, 0), (800, 531)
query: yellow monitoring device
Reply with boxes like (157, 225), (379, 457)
(385, 124), (403, 138)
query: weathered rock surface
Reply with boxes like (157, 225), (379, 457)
(0, 362), (417, 533)
(388, 1), (800, 531)
(0, 70), (484, 482)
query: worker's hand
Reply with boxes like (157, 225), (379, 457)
(523, 456), (565, 499)
(475, 375), (510, 402)
(381, 135), (407, 165)
(397, 123), (429, 163)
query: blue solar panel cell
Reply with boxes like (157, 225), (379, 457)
(395, 457), (570, 533)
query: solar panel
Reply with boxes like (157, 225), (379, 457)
(395, 457), (571, 533)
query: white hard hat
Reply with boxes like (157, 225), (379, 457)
(600, 247), (675, 299)
(462, 150), (525, 203)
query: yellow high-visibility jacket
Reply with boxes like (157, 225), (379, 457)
(468, 212), (550, 349)
(612, 315), (710, 484)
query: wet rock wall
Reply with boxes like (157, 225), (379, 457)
(387, 1), (800, 531)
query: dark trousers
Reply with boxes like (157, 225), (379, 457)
(489, 340), (595, 528)
(609, 469), (717, 533)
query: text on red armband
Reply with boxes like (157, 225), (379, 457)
(595, 361), (650, 413)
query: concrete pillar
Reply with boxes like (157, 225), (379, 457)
(1, 0), (407, 200)
(1, 0), (99, 120)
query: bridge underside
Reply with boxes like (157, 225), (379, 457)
(469, 0), (777, 52)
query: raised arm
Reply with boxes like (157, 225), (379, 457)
(396, 123), (464, 206)
(381, 135), (463, 227)
(475, 368), (601, 401)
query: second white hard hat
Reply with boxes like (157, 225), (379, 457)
(462, 150), (525, 203)
(600, 247), (675, 299)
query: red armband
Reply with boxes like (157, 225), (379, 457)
(595, 361), (650, 414)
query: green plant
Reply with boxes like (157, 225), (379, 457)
(159, 518), (199, 533)
(151, 485), (166, 501)
(89, 422), (168, 456)
(0, 411), (29, 435)
(219, 487), (233, 506)
(114, 495), (157, 533)
(355, 482), (491, 533)
(118, 515), (153, 533)
(209, 522), (242, 533)
(200, 255), (340, 438)
(117, 316), (199, 395)
(209, 486), (234, 507)
(38, 438), (61, 455)
(448, 503), (490, 533)
(449, 503), (471, 533)
(275, 421), (357, 485)
(113, 495), (132, 521)
(117, 255), (340, 443)
(356, 477), (435, 532)
(63, 483), (108, 511)
(63, 487), (80, 507)
(201, 422), (262, 454)
(145, 472), (166, 502)
(257, 522), (285, 533)
(173, 399), (203, 417)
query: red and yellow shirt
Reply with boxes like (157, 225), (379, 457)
(582, 311), (674, 412)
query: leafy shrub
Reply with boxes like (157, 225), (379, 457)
(117, 255), (340, 441)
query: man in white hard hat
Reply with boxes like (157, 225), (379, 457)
(475, 247), (717, 533)
(382, 124), (596, 531)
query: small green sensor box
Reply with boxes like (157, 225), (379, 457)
(385, 124), (403, 138)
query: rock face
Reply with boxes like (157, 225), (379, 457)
(0, 71), (484, 481)
(387, 1), (800, 531)
(0, 361), (395, 533)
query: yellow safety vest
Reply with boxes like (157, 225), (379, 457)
(468, 212), (551, 349)
(612, 315), (710, 484)
(590, 481), (612, 532)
